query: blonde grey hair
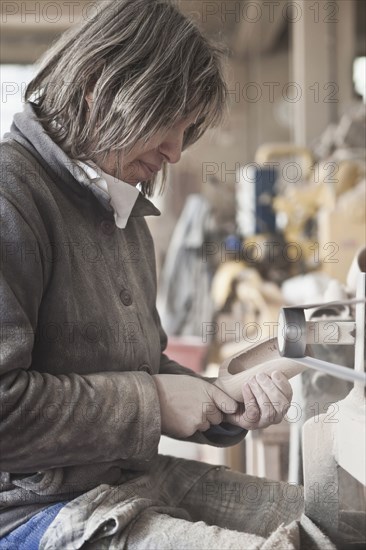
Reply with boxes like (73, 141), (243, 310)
(25, 0), (229, 196)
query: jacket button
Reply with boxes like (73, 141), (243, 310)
(119, 289), (132, 306)
(138, 363), (151, 374)
(100, 220), (115, 235)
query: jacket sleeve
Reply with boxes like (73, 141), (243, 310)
(0, 193), (161, 473)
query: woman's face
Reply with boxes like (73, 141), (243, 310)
(87, 97), (200, 184)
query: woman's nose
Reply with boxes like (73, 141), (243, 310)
(159, 133), (184, 164)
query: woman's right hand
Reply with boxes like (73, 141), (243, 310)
(152, 374), (239, 438)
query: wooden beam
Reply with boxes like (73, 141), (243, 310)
(233, 0), (288, 57)
(290, 0), (358, 146)
(0, 0), (92, 63)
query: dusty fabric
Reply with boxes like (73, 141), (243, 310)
(0, 103), (246, 536)
(38, 455), (336, 550)
(122, 513), (336, 550)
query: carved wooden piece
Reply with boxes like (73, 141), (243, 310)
(215, 295), (365, 402)
(302, 269), (365, 543)
(215, 337), (306, 402)
(302, 414), (340, 538)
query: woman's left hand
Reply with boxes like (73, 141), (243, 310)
(221, 370), (293, 430)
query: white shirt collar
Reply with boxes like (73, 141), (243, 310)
(75, 160), (140, 229)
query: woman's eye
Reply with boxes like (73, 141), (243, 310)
(184, 123), (195, 134)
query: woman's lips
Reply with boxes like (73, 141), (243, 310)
(140, 161), (161, 177)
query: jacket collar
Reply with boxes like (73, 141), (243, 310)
(5, 102), (161, 219)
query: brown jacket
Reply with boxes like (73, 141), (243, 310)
(0, 103), (246, 534)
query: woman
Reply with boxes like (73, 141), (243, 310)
(0, 1), (305, 548)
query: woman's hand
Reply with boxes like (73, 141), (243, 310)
(152, 374), (238, 438)
(222, 370), (292, 430)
